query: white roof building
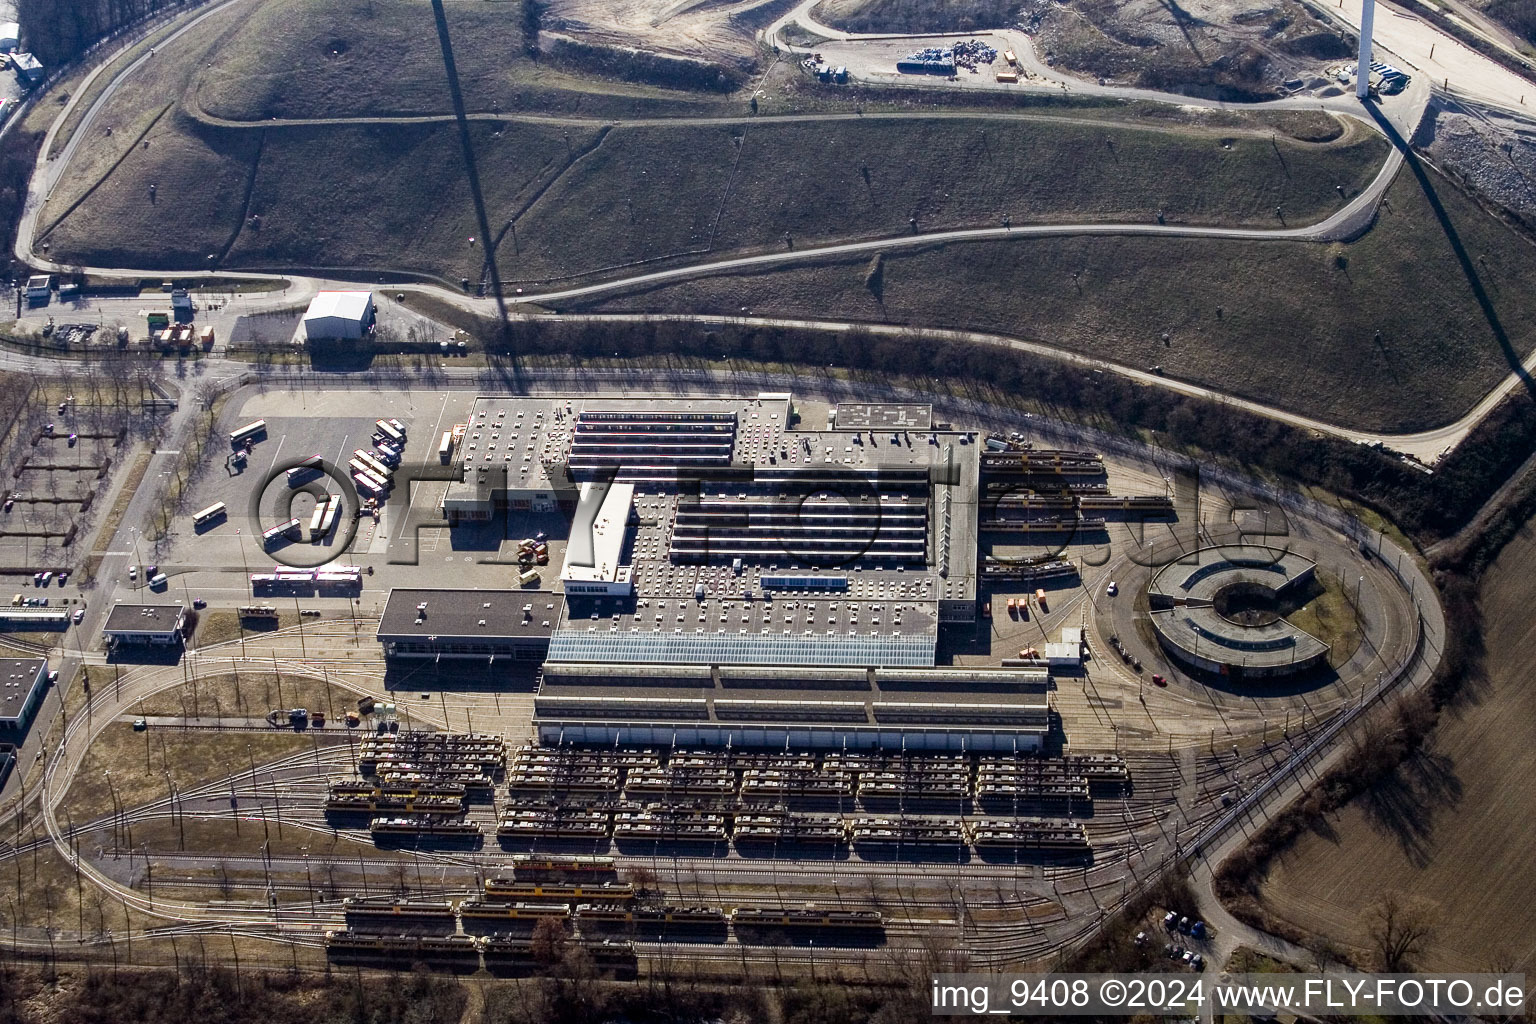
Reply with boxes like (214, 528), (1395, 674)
(0, 24), (20, 52)
(301, 290), (374, 341)
(560, 481), (634, 596)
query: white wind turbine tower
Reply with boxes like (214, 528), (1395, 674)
(1356, 0), (1376, 99)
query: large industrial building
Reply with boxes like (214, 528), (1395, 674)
(376, 589), (558, 661)
(418, 392), (1090, 750)
(1148, 545), (1329, 677)
(534, 663), (1051, 750)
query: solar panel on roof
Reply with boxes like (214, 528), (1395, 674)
(545, 631), (935, 667)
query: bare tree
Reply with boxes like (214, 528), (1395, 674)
(1366, 892), (1437, 971)
(529, 915), (568, 967)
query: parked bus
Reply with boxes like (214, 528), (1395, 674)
(353, 473), (384, 499)
(316, 496), (340, 539)
(375, 420), (405, 445)
(287, 455), (324, 486)
(353, 450), (393, 480)
(309, 495), (334, 536)
(439, 432), (454, 464)
(192, 502), (227, 527)
(262, 518), (301, 548)
(358, 469), (391, 494)
(229, 420), (266, 445)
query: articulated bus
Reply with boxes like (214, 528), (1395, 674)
(315, 496), (340, 538)
(229, 420), (266, 445)
(287, 455), (324, 486)
(309, 495), (334, 537)
(374, 420), (405, 445)
(262, 518), (301, 548)
(353, 450), (393, 479)
(192, 502), (227, 527)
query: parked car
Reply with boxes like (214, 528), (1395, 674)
(128, 566), (136, 580)
(72, 608), (84, 624)
(39, 571), (51, 585)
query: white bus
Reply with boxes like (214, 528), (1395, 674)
(309, 494), (334, 536)
(316, 495), (340, 538)
(439, 431), (453, 464)
(374, 420), (405, 445)
(287, 455), (324, 485)
(229, 420), (266, 445)
(352, 450), (393, 479)
(358, 469), (391, 493)
(192, 502), (227, 527)
(352, 473), (384, 499)
(262, 518), (301, 548)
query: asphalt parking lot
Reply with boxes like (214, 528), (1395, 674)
(149, 386), (564, 614)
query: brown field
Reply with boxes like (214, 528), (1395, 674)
(60, 724), (318, 824)
(1257, 522), (1536, 971)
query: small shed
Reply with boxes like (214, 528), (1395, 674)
(302, 290), (375, 341)
(1043, 642), (1082, 667)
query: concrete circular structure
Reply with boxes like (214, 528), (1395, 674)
(1147, 545), (1330, 678)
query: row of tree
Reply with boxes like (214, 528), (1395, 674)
(16, 0), (176, 65)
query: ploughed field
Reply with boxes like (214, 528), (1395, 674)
(1256, 521), (1536, 970)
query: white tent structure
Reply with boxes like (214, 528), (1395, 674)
(301, 290), (374, 341)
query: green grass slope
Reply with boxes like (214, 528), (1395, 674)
(569, 164), (1536, 433)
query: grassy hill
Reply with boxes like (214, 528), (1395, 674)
(568, 164), (1536, 433)
(1256, 521), (1536, 970)
(43, 107), (1388, 287)
(186, 0), (743, 123)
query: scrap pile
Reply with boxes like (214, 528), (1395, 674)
(951, 38), (998, 69)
